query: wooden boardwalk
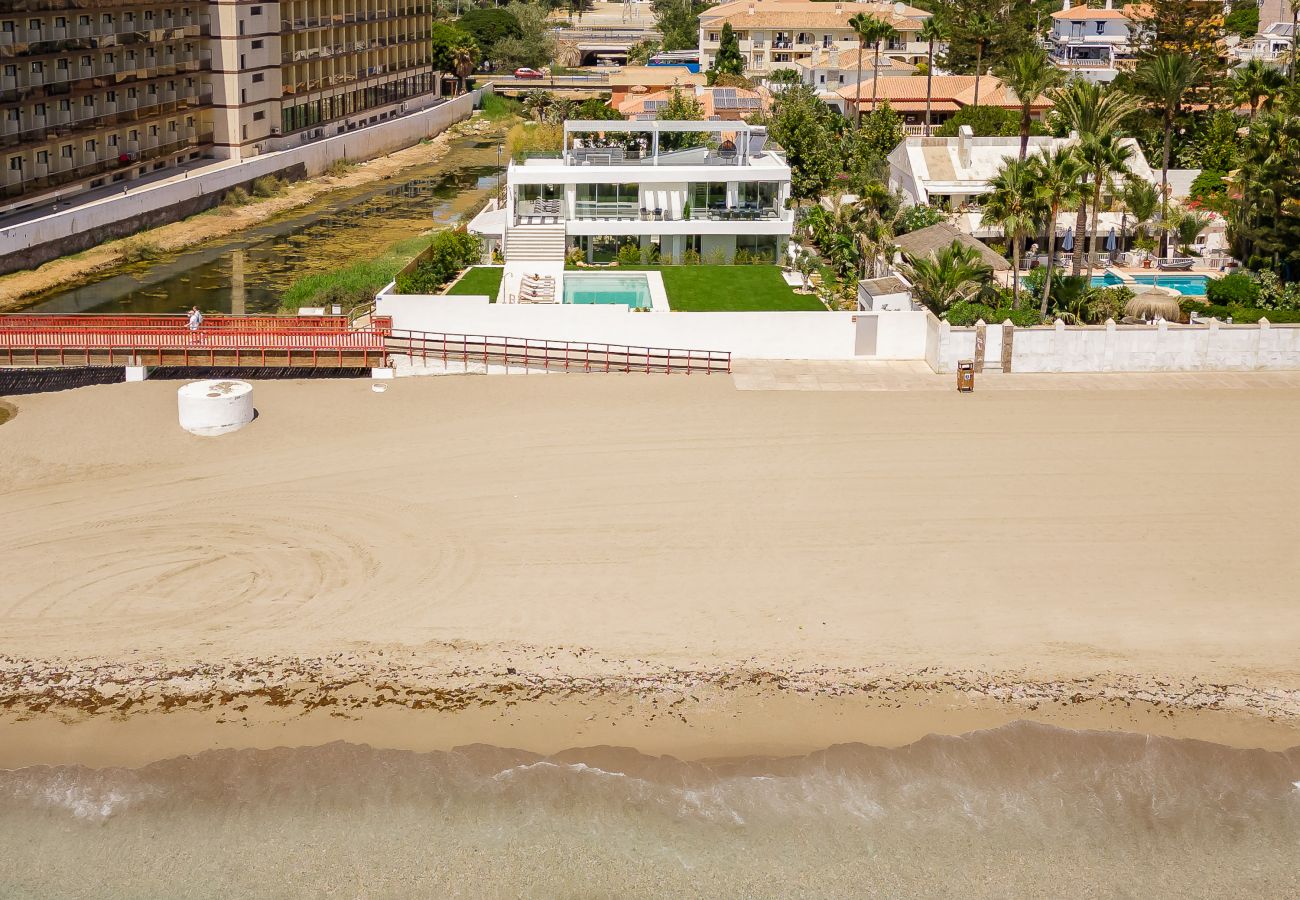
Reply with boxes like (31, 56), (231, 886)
(0, 314), (390, 369)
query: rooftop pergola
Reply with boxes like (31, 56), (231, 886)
(561, 119), (765, 166)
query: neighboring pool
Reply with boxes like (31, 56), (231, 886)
(563, 273), (651, 308)
(1090, 273), (1210, 296)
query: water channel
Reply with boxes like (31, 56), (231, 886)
(23, 133), (504, 316)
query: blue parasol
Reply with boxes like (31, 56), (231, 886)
(1105, 227), (1117, 253)
(1061, 227), (1074, 252)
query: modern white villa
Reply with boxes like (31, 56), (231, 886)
(468, 119), (794, 303)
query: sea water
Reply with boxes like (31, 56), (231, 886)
(0, 722), (1296, 898)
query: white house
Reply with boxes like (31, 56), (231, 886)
(1047, 0), (1143, 83)
(791, 49), (917, 113)
(468, 119), (794, 301)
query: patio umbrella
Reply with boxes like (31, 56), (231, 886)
(1061, 228), (1074, 252)
(1105, 228), (1117, 253)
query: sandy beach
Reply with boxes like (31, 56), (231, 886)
(2, 375), (1299, 767)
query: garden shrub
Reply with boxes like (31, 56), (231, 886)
(681, 248), (701, 266)
(393, 229), (481, 294)
(1206, 272), (1260, 307)
(1087, 286), (1134, 323)
(733, 248), (755, 266)
(222, 186), (251, 207)
(641, 243), (661, 265)
(944, 301), (1042, 327)
(565, 247), (584, 266)
(251, 175), (286, 198)
(616, 243), (642, 266)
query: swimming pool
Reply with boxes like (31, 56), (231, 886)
(563, 273), (651, 308)
(1090, 273), (1210, 296)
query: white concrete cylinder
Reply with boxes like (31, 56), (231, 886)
(177, 380), (254, 436)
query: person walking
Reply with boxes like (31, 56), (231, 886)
(187, 306), (204, 342)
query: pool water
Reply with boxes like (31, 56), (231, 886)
(1090, 273), (1210, 296)
(563, 274), (651, 308)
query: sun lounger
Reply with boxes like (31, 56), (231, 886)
(1158, 257), (1195, 270)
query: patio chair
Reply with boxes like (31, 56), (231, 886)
(653, 208), (663, 221)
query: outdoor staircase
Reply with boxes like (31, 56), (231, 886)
(505, 222), (566, 264)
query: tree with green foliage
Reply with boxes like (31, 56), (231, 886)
(854, 101), (904, 164)
(996, 49), (1064, 161)
(431, 23), (477, 76)
(982, 157), (1046, 308)
(1077, 133), (1134, 278)
(762, 85), (839, 202)
(898, 240), (993, 314)
(933, 105), (1025, 137)
(627, 39), (660, 66)
(575, 97), (625, 120)
(1128, 0), (1226, 80)
(1231, 59), (1287, 121)
(653, 0), (704, 52)
(451, 42), (481, 95)
(710, 22), (745, 81)
(919, 18), (945, 134)
(847, 12), (879, 124)
(1049, 80), (1140, 275)
(1228, 112), (1300, 274)
(491, 2), (554, 71)
(657, 87), (706, 150)
(1119, 177), (1160, 250)
(1133, 53), (1202, 258)
(456, 8), (521, 52)
(936, 0), (1040, 77)
(967, 12), (996, 107)
(1027, 146), (1087, 316)
(766, 68), (802, 84)
(1224, 0), (1259, 39)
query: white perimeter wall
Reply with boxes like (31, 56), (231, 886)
(0, 91), (480, 260)
(930, 317), (1300, 373)
(377, 290), (930, 360)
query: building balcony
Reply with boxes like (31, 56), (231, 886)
(0, 91), (212, 149)
(1, 131), (212, 200)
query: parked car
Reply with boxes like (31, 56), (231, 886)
(513, 67), (545, 79)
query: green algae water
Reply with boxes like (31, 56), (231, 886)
(1, 723), (1297, 898)
(22, 134), (502, 317)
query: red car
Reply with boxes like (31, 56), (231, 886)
(513, 67), (545, 79)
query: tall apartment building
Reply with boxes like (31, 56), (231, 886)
(1, 0), (441, 210)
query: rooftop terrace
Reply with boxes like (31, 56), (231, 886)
(517, 119), (783, 169)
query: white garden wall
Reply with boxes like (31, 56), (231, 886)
(930, 317), (1300, 373)
(376, 289), (931, 360)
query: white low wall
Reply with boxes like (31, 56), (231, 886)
(377, 289), (931, 360)
(1, 91), (479, 262)
(931, 317), (1300, 373)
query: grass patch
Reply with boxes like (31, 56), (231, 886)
(280, 233), (436, 314)
(446, 266), (502, 299)
(118, 237), (166, 263)
(325, 159), (357, 178)
(578, 265), (824, 312)
(479, 92), (522, 122)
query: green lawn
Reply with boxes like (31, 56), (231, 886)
(445, 266), (503, 299)
(585, 265), (824, 312)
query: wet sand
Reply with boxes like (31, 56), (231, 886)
(2, 375), (1299, 766)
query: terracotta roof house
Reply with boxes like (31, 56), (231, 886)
(698, 0), (936, 77)
(835, 75), (1054, 133)
(616, 85), (773, 121)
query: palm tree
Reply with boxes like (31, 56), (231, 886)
(1133, 53), (1202, 260)
(847, 12), (875, 126)
(996, 49), (1064, 161)
(451, 42), (480, 96)
(1028, 146), (1087, 317)
(1118, 177), (1159, 251)
(1077, 133), (1133, 279)
(865, 18), (898, 113)
(1169, 206), (1213, 255)
(898, 240), (992, 314)
(968, 13), (996, 108)
(981, 158), (1045, 309)
(1050, 80), (1140, 275)
(919, 18), (944, 135)
(1231, 59), (1287, 121)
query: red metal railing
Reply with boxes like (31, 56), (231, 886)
(0, 323), (388, 368)
(0, 314), (356, 333)
(386, 329), (731, 375)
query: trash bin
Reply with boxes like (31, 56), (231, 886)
(957, 360), (975, 393)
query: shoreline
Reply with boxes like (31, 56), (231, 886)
(0, 115), (499, 312)
(2, 653), (1297, 768)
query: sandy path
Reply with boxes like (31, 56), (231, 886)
(1, 376), (1299, 759)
